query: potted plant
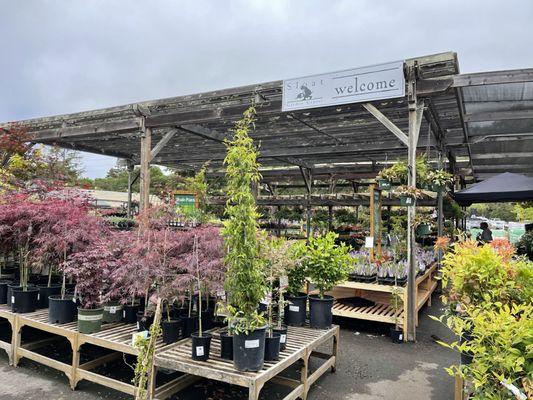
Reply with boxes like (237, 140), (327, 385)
(393, 185), (423, 207)
(427, 169), (453, 192)
(349, 250), (377, 282)
(284, 240), (308, 327)
(414, 214), (433, 237)
(304, 232), (353, 329)
(63, 239), (115, 334)
(222, 106), (268, 372)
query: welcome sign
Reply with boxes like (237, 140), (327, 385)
(282, 60), (405, 112)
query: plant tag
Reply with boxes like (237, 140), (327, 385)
(245, 339), (260, 349)
(136, 322), (140, 330)
(72, 297), (77, 303)
(11, 296), (14, 304)
(280, 334), (286, 343)
(365, 236), (374, 248)
(37, 293), (40, 300)
(399, 334), (403, 341)
(196, 346), (204, 356)
(123, 310), (126, 318)
(132, 331), (148, 346)
(279, 276), (289, 289)
(289, 305), (299, 312)
(109, 306), (117, 314)
(216, 289), (225, 298)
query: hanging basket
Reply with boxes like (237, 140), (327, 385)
(400, 196), (415, 207)
(431, 183), (445, 193)
(416, 223), (432, 236)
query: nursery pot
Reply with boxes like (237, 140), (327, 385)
(102, 301), (123, 323)
(390, 327), (404, 343)
(219, 331), (233, 360)
(399, 196), (414, 207)
(37, 284), (61, 309)
(162, 319), (182, 344)
(136, 311), (154, 332)
(460, 330), (474, 365)
(264, 332), (281, 361)
(122, 304), (140, 324)
(416, 223), (431, 236)
(257, 302), (268, 314)
(272, 325), (288, 351)
(48, 295), (77, 324)
(181, 315), (198, 338)
(12, 288), (39, 313)
(284, 293), (308, 326)
(0, 280), (12, 304)
(191, 332), (212, 361)
(309, 295), (334, 329)
(78, 308), (103, 334)
(232, 325), (267, 372)
(172, 305), (189, 318)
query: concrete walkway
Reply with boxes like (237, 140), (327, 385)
(0, 295), (457, 400)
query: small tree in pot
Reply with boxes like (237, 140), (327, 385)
(304, 232), (353, 329)
(63, 239), (113, 334)
(284, 240), (308, 327)
(222, 106), (267, 372)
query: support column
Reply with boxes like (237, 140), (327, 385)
(328, 206), (333, 232)
(300, 167), (313, 240)
(437, 151), (444, 268)
(139, 123), (152, 213)
(406, 64), (423, 342)
(126, 161), (134, 218)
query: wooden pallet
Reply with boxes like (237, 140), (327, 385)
(329, 262), (438, 340)
(155, 325), (339, 400)
(0, 304), (16, 365)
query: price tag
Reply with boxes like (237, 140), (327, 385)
(245, 339), (260, 349)
(109, 306), (117, 314)
(196, 346), (204, 356)
(11, 296), (15, 304)
(37, 293), (40, 301)
(280, 334), (287, 343)
(123, 310), (126, 318)
(289, 305), (299, 312)
(365, 236), (374, 248)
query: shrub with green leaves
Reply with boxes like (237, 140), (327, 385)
(222, 105), (266, 334)
(303, 232), (353, 298)
(286, 240), (308, 296)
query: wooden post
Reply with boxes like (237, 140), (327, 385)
(406, 63), (423, 342)
(437, 152), (444, 268)
(139, 123), (152, 213)
(328, 206), (333, 232)
(127, 161), (134, 218)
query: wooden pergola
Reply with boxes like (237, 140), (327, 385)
(3, 51), (533, 341)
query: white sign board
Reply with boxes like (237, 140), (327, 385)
(282, 60), (405, 112)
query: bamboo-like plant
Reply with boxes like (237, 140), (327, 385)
(222, 105), (267, 334)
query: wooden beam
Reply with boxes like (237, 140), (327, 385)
(463, 109), (533, 122)
(150, 128), (178, 159)
(362, 103), (409, 146)
(139, 125), (151, 212)
(31, 119), (140, 141)
(453, 68), (533, 87)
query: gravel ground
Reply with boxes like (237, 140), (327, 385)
(0, 294), (457, 400)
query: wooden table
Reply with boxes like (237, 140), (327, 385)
(155, 325), (339, 400)
(0, 304), (17, 365)
(329, 262), (438, 340)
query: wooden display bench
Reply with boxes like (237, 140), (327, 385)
(155, 325), (339, 400)
(329, 262), (438, 340)
(0, 304), (17, 364)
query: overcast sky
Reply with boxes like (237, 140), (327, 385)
(1, 0), (532, 178)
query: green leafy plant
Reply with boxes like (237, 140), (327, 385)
(428, 169), (453, 187)
(286, 240), (308, 297)
(303, 232), (353, 298)
(393, 185), (424, 199)
(222, 105), (267, 334)
(390, 286), (404, 329)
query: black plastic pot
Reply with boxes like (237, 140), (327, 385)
(284, 294), (307, 326)
(136, 311), (154, 332)
(233, 325), (267, 372)
(162, 319), (182, 344)
(172, 305), (190, 319)
(390, 327), (404, 343)
(460, 330), (474, 365)
(272, 325), (288, 351)
(123, 304), (140, 324)
(181, 315), (198, 338)
(309, 295), (334, 329)
(102, 301), (123, 323)
(201, 309), (214, 330)
(220, 331), (233, 360)
(257, 302), (268, 314)
(0, 280), (12, 304)
(37, 285), (61, 309)
(191, 332), (212, 361)
(48, 295), (77, 324)
(78, 307), (103, 334)
(264, 332), (281, 361)
(12, 288), (39, 313)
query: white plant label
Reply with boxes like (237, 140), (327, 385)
(109, 306), (116, 314)
(399, 334), (403, 341)
(11, 296), (14, 304)
(123, 310), (126, 318)
(365, 236), (374, 248)
(245, 339), (260, 349)
(279, 276), (289, 289)
(78, 314), (102, 321)
(136, 322), (140, 330)
(196, 346), (204, 356)
(131, 331), (148, 346)
(280, 334), (287, 343)
(289, 305), (299, 312)
(37, 293), (40, 300)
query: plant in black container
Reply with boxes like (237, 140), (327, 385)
(284, 240), (308, 327)
(304, 232), (352, 329)
(222, 106), (268, 372)
(389, 285), (404, 343)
